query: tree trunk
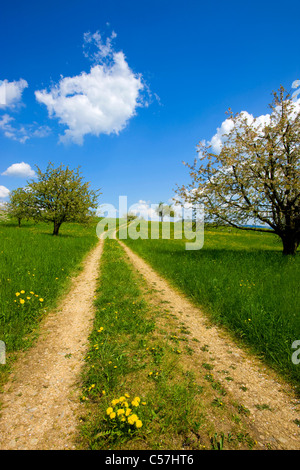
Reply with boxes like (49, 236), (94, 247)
(281, 233), (300, 255)
(18, 218), (21, 227)
(53, 221), (62, 236)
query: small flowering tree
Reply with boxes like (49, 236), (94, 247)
(28, 162), (100, 235)
(8, 187), (35, 227)
(176, 86), (300, 255)
(155, 202), (171, 222)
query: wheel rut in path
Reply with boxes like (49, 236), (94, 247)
(0, 239), (103, 450)
(117, 239), (300, 450)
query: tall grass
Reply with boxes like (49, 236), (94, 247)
(0, 219), (98, 355)
(122, 223), (300, 389)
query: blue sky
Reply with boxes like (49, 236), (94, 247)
(1, 0), (299, 214)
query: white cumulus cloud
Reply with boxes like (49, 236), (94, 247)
(2, 162), (36, 178)
(209, 106), (298, 153)
(0, 79), (28, 109)
(82, 30), (117, 64)
(128, 200), (158, 220)
(0, 185), (10, 198)
(209, 117), (236, 153)
(35, 31), (146, 145)
(209, 81), (300, 154)
(209, 110), (272, 153)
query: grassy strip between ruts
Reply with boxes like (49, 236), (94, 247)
(76, 239), (258, 450)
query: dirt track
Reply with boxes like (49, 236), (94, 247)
(118, 239), (300, 450)
(0, 240), (103, 450)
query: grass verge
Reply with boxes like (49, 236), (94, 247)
(122, 224), (300, 391)
(0, 219), (98, 388)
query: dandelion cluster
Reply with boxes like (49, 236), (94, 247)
(106, 394), (145, 430)
(148, 369), (162, 380)
(14, 290), (44, 305)
(172, 348), (182, 354)
(239, 280), (256, 288)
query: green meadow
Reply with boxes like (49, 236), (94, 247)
(1, 216), (299, 392)
(122, 221), (300, 389)
(0, 219), (98, 358)
(1, 216), (299, 449)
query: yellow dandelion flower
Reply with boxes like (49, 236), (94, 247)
(15, 292), (20, 296)
(27, 296), (31, 300)
(127, 414), (138, 425)
(111, 399), (119, 406)
(117, 408), (125, 416)
(109, 412), (116, 419)
(20, 298), (25, 304)
(125, 408), (132, 416)
(39, 298), (44, 302)
(106, 407), (113, 415)
(135, 420), (143, 428)
(20, 290), (25, 294)
(30, 291), (34, 295)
